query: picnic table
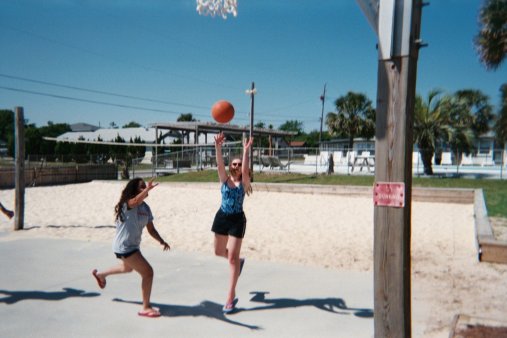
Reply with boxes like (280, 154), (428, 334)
(351, 154), (375, 173)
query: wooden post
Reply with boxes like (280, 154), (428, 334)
(14, 107), (25, 231)
(373, 1), (423, 337)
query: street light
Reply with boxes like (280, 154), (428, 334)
(245, 82), (257, 180)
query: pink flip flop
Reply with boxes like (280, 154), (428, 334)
(92, 269), (106, 289)
(138, 310), (161, 318)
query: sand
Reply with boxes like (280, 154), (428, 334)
(1, 180), (506, 337)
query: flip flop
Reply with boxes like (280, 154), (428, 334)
(222, 298), (238, 314)
(138, 310), (161, 318)
(92, 269), (106, 289)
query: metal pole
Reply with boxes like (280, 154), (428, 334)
(319, 83), (327, 146)
(248, 82), (256, 181)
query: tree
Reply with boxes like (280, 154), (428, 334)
(454, 89), (494, 136)
(325, 91), (375, 151)
(413, 90), (452, 175)
(475, 0), (507, 70)
(0, 109), (14, 156)
(177, 113), (196, 122)
(122, 121), (142, 128)
(24, 123), (43, 158)
(447, 90), (494, 164)
(254, 121), (266, 129)
(302, 130), (330, 148)
(38, 122), (72, 160)
(279, 120), (304, 135)
(495, 83), (507, 145)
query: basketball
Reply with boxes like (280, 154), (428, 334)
(211, 100), (235, 124)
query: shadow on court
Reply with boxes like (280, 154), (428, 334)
(112, 298), (262, 330)
(234, 291), (373, 318)
(0, 287), (100, 304)
(22, 224), (115, 230)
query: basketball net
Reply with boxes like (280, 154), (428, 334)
(196, 0), (237, 19)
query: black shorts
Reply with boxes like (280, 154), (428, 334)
(115, 249), (139, 259)
(211, 209), (247, 239)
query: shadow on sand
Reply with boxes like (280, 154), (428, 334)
(0, 287), (100, 304)
(112, 298), (261, 330)
(234, 291), (373, 318)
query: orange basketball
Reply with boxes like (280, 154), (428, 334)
(211, 100), (235, 124)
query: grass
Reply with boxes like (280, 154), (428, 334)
(156, 170), (507, 218)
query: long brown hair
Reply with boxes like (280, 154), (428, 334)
(114, 178), (144, 222)
(228, 158), (253, 196)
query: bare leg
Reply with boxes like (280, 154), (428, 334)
(214, 234), (228, 258)
(121, 251), (156, 314)
(225, 236), (243, 306)
(94, 260), (133, 287)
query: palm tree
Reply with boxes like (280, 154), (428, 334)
(448, 89), (493, 164)
(413, 90), (452, 175)
(325, 92), (375, 151)
(495, 84), (507, 145)
(475, 0), (507, 70)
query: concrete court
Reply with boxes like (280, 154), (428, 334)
(0, 232), (373, 338)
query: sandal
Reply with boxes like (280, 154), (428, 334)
(138, 309), (161, 318)
(92, 269), (106, 289)
(222, 298), (238, 314)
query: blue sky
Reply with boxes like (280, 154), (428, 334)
(0, 0), (505, 132)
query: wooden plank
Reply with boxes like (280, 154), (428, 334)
(374, 55), (414, 338)
(450, 314), (507, 338)
(474, 189), (494, 238)
(473, 189), (507, 264)
(480, 239), (507, 264)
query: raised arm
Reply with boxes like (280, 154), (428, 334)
(214, 132), (228, 183)
(127, 178), (158, 208)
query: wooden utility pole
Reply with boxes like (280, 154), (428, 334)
(14, 106), (25, 231)
(358, 1), (424, 337)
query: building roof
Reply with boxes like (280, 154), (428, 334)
(57, 127), (162, 143)
(290, 141), (306, 147)
(150, 121), (296, 138)
(70, 123), (100, 132)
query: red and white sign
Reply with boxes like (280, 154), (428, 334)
(373, 182), (405, 208)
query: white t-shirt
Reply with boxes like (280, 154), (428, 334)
(112, 202), (154, 254)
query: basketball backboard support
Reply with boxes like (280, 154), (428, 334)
(356, 0), (413, 60)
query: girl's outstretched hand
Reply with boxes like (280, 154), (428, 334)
(214, 132), (225, 147)
(243, 137), (254, 150)
(147, 178), (159, 190)
(161, 241), (170, 251)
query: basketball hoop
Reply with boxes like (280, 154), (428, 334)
(196, 0), (237, 19)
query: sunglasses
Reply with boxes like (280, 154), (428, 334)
(231, 162), (242, 167)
